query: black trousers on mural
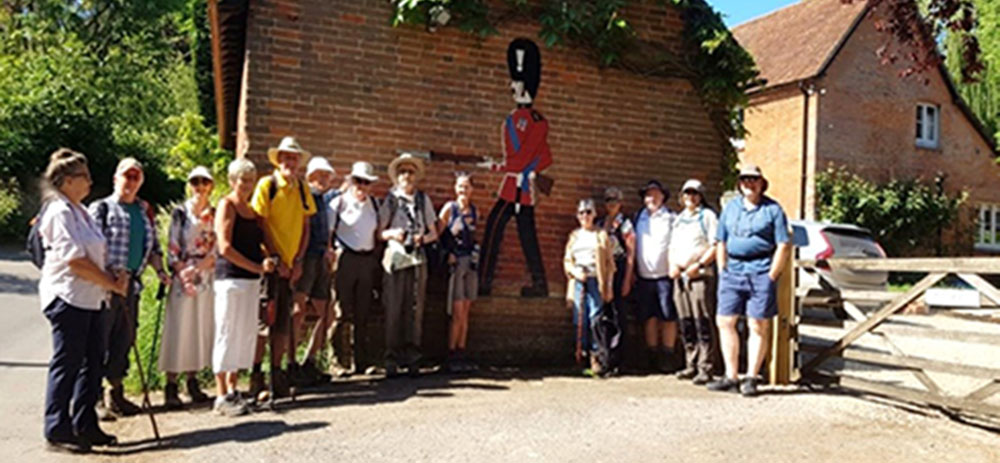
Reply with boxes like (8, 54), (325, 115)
(478, 198), (547, 295)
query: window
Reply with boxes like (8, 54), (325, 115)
(977, 204), (999, 250)
(916, 103), (940, 148)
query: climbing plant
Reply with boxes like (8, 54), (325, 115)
(389, 0), (759, 187)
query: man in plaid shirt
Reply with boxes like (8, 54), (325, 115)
(89, 158), (170, 418)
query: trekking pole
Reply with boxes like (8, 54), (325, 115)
(123, 277), (161, 445)
(146, 283), (167, 383)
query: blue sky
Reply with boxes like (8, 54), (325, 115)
(710, 0), (800, 27)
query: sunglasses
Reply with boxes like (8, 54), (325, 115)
(353, 177), (372, 186)
(189, 178), (212, 187)
(578, 210), (594, 215)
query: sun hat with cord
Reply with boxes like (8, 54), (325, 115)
(266, 136), (312, 167)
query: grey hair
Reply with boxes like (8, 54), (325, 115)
(577, 198), (596, 212)
(41, 148), (88, 201)
(227, 158), (257, 182)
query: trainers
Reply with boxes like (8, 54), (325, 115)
(108, 385), (141, 416)
(213, 393), (248, 417)
(692, 371), (712, 386)
(163, 382), (183, 410)
(186, 377), (211, 404)
(740, 376), (760, 397)
(675, 367), (697, 380)
(706, 377), (740, 392)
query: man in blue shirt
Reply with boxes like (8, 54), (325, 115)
(707, 165), (791, 397)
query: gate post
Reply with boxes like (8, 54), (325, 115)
(769, 250), (794, 385)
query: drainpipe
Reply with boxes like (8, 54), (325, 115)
(799, 80), (816, 220)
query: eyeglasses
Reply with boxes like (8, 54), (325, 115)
(577, 210), (594, 215)
(189, 178), (212, 187)
(353, 177), (372, 186)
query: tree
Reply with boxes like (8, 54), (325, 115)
(944, 0), (999, 144)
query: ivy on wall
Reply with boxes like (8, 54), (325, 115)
(390, 0), (761, 188)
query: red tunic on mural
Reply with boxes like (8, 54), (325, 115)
(494, 107), (552, 206)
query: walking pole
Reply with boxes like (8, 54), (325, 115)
(122, 275), (161, 445)
(146, 283), (167, 382)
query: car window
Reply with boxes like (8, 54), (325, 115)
(791, 225), (809, 247)
(824, 228), (884, 257)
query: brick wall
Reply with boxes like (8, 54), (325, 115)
(236, 0), (725, 363)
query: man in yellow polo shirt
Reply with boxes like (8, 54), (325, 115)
(251, 136), (317, 398)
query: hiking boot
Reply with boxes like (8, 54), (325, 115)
(692, 371), (712, 386)
(107, 385), (141, 416)
(163, 382), (182, 410)
(740, 376), (760, 398)
(271, 369), (291, 399)
(706, 377), (740, 392)
(77, 428), (117, 447)
(676, 367), (697, 380)
(213, 393), (248, 417)
(46, 437), (90, 454)
(249, 371), (266, 402)
(520, 282), (548, 298)
(186, 377), (211, 404)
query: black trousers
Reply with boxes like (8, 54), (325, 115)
(102, 281), (139, 382)
(478, 199), (546, 290)
(44, 298), (105, 440)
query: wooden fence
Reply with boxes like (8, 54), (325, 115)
(775, 257), (1000, 421)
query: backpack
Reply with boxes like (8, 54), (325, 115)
(26, 201), (51, 269)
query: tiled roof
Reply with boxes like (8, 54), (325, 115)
(732, 0), (868, 91)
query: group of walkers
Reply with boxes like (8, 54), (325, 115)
(34, 134), (790, 454)
(564, 165), (792, 398)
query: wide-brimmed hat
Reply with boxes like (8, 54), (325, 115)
(348, 161), (378, 182)
(737, 164), (769, 192)
(306, 157), (336, 178)
(267, 136), (311, 167)
(388, 152), (426, 184)
(638, 179), (669, 200)
(187, 166), (213, 182)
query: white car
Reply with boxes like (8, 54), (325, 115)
(790, 220), (888, 290)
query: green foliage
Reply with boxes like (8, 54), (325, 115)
(389, 0), (759, 188)
(945, 0), (1000, 149)
(816, 165), (968, 257)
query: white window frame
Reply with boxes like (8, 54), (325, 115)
(976, 204), (1000, 252)
(916, 103), (940, 149)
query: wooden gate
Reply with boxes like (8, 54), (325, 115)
(785, 257), (1000, 421)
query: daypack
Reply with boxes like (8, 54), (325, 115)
(26, 201), (51, 269)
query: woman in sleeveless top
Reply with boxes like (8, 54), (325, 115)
(211, 159), (275, 417)
(437, 173), (479, 372)
(159, 166), (216, 408)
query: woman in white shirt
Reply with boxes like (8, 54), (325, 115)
(38, 149), (128, 453)
(563, 199), (615, 376)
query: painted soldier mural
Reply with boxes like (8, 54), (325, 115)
(478, 38), (553, 298)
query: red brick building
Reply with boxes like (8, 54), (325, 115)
(208, 0), (729, 363)
(732, 0), (1000, 255)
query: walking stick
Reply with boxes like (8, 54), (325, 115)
(123, 277), (161, 445)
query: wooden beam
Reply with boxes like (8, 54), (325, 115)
(958, 273), (1000, 306)
(833, 374), (1000, 418)
(965, 380), (1000, 402)
(797, 258), (1000, 274)
(801, 272), (946, 374)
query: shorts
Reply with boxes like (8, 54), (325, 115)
(295, 254), (332, 300)
(636, 276), (676, 321)
(448, 255), (478, 305)
(716, 270), (777, 320)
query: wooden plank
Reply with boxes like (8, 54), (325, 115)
(832, 374), (1000, 418)
(965, 380), (1000, 402)
(770, 251), (794, 386)
(842, 302), (942, 395)
(958, 273), (1000, 307)
(801, 272), (946, 374)
(797, 257), (1000, 274)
